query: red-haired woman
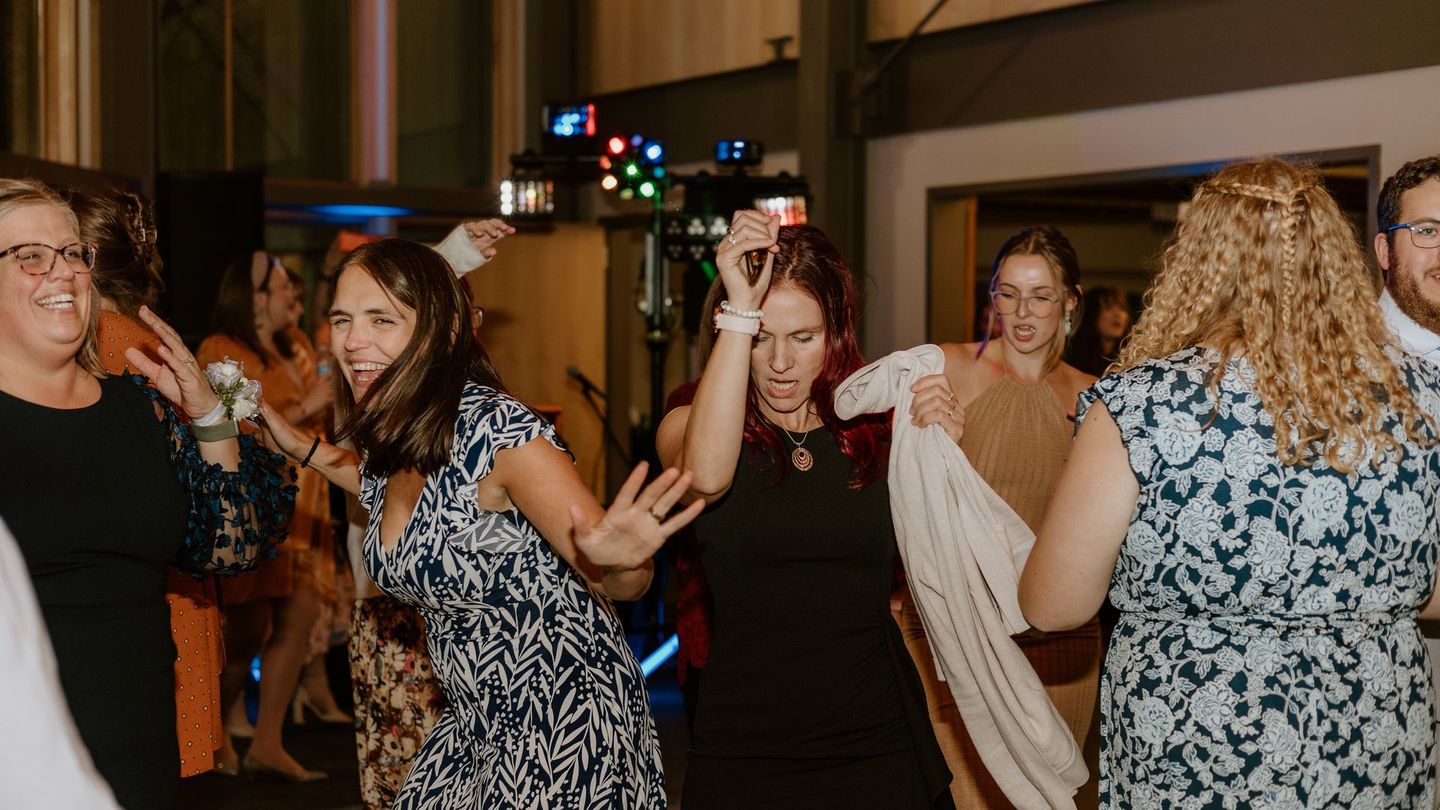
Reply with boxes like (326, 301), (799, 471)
(658, 213), (952, 808)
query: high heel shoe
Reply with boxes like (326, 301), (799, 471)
(241, 756), (328, 784)
(290, 684), (354, 726)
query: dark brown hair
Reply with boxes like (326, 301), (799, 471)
(701, 225), (887, 488)
(67, 187), (165, 319)
(210, 253), (291, 366)
(333, 239), (506, 478)
(1378, 155), (1440, 244)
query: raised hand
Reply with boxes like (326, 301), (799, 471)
(569, 462), (705, 572)
(125, 305), (221, 421)
(462, 218), (517, 263)
(715, 210), (781, 312)
(909, 373), (966, 445)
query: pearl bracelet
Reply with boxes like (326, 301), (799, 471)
(720, 301), (763, 319)
(714, 312), (760, 336)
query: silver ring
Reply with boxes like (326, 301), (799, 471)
(728, 233), (737, 246)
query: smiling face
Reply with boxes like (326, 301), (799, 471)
(1380, 177), (1440, 334)
(328, 266), (416, 401)
(750, 285), (826, 422)
(992, 253), (1074, 357)
(0, 203), (92, 369)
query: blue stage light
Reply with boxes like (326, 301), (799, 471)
(640, 634), (680, 677)
(308, 204), (415, 218)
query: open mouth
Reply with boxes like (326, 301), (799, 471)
(349, 361), (389, 387)
(767, 379), (800, 398)
(37, 293), (76, 311)
(1011, 324), (1036, 340)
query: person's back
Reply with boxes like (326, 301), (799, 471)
(1085, 344), (1440, 807)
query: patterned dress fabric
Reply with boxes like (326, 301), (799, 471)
(349, 594), (447, 810)
(362, 384), (666, 809)
(1081, 347), (1440, 809)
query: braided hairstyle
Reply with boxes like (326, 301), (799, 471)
(1118, 157), (1432, 472)
(68, 187), (165, 318)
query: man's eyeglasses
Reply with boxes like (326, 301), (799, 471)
(1385, 221), (1440, 250)
(0, 242), (98, 275)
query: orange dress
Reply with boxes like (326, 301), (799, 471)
(196, 333), (335, 605)
(96, 310), (224, 777)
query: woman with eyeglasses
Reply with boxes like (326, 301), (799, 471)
(895, 224), (1101, 806)
(198, 251), (338, 781)
(0, 179), (291, 809)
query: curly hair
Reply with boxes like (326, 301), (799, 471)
(1117, 157), (1432, 473)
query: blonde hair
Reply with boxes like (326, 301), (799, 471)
(981, 225), (1083, 372)
(1118, 158), (1431, 473)
(0, 178), (103, 376)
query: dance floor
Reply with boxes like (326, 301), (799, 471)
(177, 670), (692, 809)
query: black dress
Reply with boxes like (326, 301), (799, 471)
(683, 426), (951, 810)
(0, 375), (292, 809)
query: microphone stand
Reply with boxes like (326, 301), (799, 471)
(574, 380), (634, 468)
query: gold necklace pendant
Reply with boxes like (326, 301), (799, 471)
(791, 446), (814, 471)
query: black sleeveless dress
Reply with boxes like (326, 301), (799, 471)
(683, 425), (951, 809)
(0, 376), (189, 809)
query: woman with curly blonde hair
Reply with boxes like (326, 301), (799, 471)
(1019, 157), (1440, 808)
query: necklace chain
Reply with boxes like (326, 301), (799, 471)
(780, 426), (811, 447)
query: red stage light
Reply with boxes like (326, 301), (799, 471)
(607, 136), (626, 155)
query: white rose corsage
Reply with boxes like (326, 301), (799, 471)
(190, 357), (261, 443)
(204, 357), (263, 423)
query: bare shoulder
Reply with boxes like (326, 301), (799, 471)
(656, 405), (692, 466)
(941, 341), (1004, 401)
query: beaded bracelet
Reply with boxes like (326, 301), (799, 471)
(720, 301), (763, 319)
(714, 312), (761, 336)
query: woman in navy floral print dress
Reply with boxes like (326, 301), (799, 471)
(258, 239), (703, 808)
(1020, 158), (1440, 808)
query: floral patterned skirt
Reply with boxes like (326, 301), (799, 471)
(349, 594), (447, 810)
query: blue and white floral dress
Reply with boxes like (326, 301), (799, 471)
(361, 384), (666, 809)
(1081, 347), (1440, 809)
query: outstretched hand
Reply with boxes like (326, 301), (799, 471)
(255, 400), (310, 460)
(569, 462), (705, 572)
(462, 218), (517, 263)
(124, 305), (221, 421)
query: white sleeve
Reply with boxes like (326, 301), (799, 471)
(0, 519), (121, 809)
(432, 224), (488, 278)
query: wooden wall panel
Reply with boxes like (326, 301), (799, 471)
(583, 0), (799, 96)
(927, 195), (977, 344)
(464, 224), (609, 495)
(869, 0), (1101, 41)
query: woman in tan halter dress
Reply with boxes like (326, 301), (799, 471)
(897, 225), (1101, 806)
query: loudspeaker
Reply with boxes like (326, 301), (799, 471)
(155, 170), (264, 346)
